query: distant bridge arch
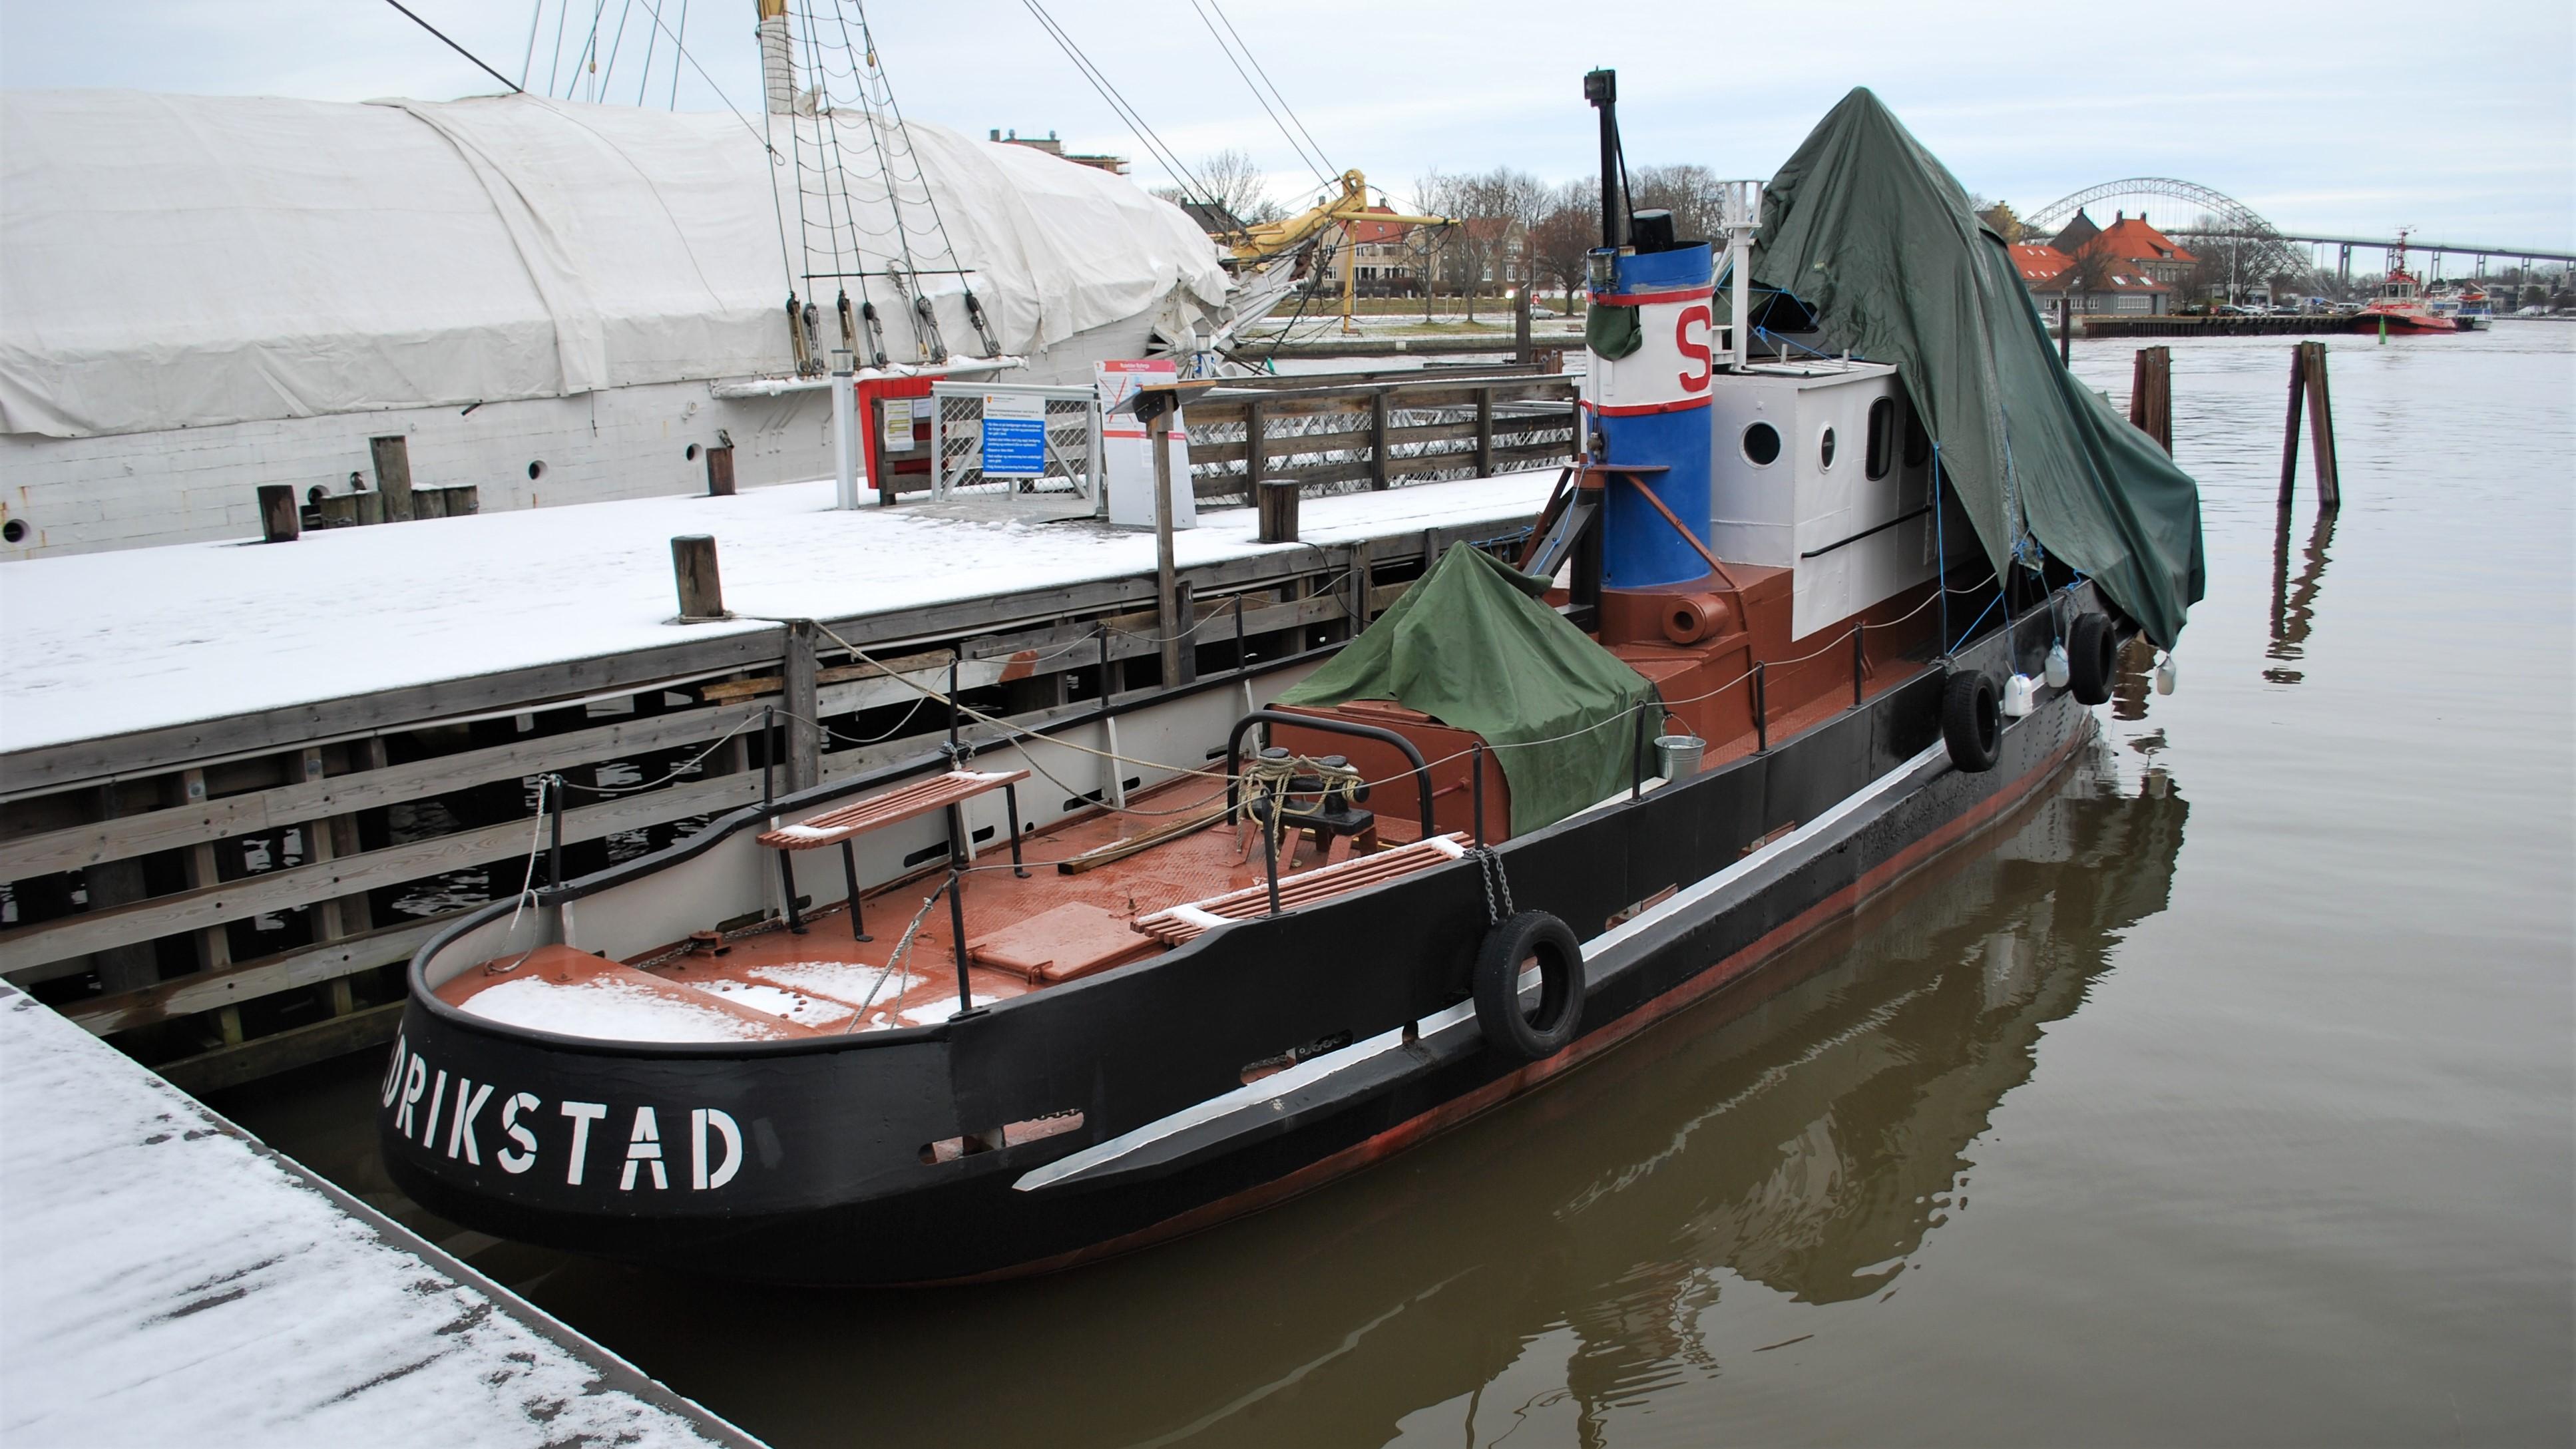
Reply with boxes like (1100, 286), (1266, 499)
(2024, 178), (2277, 239)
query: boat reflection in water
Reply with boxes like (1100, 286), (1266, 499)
(518, 731), (2189, 1449)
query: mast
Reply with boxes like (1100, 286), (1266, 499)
(757, 0), (795, 115)
(1584, 69), (1625, 250)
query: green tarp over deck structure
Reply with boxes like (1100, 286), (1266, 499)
(1745, 89), (2205, 646)
(1278, 544), (1657, 835)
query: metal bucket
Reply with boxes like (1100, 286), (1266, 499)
(1654, 733), (1706, 780)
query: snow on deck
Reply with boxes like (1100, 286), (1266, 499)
(0, 472), (1555, 757)
(0, 986), (758, 1448)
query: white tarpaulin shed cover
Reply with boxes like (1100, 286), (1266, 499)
(0, 90), (1229, 439)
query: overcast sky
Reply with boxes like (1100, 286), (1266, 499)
(5, 1), (2569, 250)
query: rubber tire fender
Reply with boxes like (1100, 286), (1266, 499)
(1473, 911), (1584, 1063)
(2067, 612), (2117, 706)
(1941, 669), (2002, 773)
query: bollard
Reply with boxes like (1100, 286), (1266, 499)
(257, 485), (300, 543)
(671, 534), (726, 620)
(1256, 479), (1301, 543)
(704, 443), (737, 497)
(369, 435), (415, 521)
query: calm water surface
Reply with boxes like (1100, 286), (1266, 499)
(222, 325), (2575, 1447)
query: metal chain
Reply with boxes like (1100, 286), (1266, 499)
(1470, 844), (1514, 926)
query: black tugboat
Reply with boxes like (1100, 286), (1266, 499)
(379, 81), (2202, 1285)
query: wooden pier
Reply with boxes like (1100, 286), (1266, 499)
(2082, 313), (2358, 339)
(0, 434), (1558, 1089)
(0, 982), (760, 1446)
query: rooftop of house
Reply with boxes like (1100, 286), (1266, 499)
(2012, 243), (2073, 284)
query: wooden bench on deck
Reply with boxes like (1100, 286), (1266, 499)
(1134, 831), (1472, 946)
(757, 769), (1030, 938)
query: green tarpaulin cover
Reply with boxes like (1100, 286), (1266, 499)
(1278, 544), (1657, 835)
(1747, 89), (2205, 645)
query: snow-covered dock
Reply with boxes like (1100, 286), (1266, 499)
(0, 471), (1552, 1088)
(0, 981), (761, 1448)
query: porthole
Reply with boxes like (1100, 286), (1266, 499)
(1819, 427), (1838, 470)
(1865, 398), (1894, 479)
(1741, 421), (1781, 467)
(686, 443), (702, 462)
(527, 461), (546, 481)
(1, 518), (25, 544)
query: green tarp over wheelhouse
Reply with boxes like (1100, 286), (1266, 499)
(1278, 545), (1657, 835)
(1746, 88), (2205, 645)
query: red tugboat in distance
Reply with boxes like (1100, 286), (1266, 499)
(2354, 230), (2460, 335)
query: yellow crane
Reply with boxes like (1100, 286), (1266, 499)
(1220, 170), (1454, 333)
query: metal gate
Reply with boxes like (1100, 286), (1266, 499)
(929, 382), (1101, 503)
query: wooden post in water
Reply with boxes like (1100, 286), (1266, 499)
(256, 485), (300, 542)
(414, 487), (450, 520)
(353, 491), (386, 527)
(782, 620), (820, 794)
(1257, 479), (1300, 543)
(1242, 398), (1267, 496)
(369, 435), (414, 521)
(1514, 285), (1534, 365)
(670, 534), (726, 620)
(2278, 342), (2341, 511)
(1474, 385), (1496, 477)
(704, 443), (737, 496)
(2129, 346), (2173, 453)
(446, 485), (479, 516)
(2301, 340), (2340, 510)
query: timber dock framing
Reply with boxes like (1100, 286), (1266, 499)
(1, 461), (1554, 1090)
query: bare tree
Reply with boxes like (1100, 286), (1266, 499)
(1527, 181), (1598, 311)
(1152, 148), (1287, 227)
(1628, 164), (1725, 244)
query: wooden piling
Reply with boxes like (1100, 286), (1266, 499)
(256, 485), (300, 543)
(2278, 341), (2341, 511)
(1257, 479), (1300, 544)
(1514, 286), (1534, 365)
(1368, 391), (1391, 490)
(413, 487), (450, 520)
(445, 485), (480, 517)
(1241, 399), (1266, 493)
(2128, 346), (2173, 453)
(353, 491), (386, 527)
(2058, 298), (2073, 365)
(781, 620), (820, 794)
(369, 436), (414, 522)
(670, 534), (726, 620)
(316, 494), (360, 528)
(1474, 385), (1496, 478)
(2301, 341), (2340, 510)
(704, 443), (736, 497)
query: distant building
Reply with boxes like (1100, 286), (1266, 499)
(1314, 206), (1430, 297)
(2088, 212), (2198, 289)
(986, 128), (1127, 175)
(2020, 208), (2197, 314)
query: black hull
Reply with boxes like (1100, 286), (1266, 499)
(384, 591), (2109, 1285)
